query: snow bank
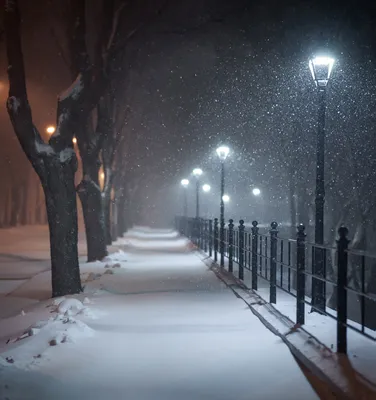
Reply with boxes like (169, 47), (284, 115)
(0, 298), (95, 370)
(102, 250), (127, 262)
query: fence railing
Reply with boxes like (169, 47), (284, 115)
(175, 216), (376, 355)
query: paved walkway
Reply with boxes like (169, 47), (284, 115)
(0, 227), (328, 399)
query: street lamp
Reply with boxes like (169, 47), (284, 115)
(309, 54), (335, 313)
(252, 187), (261, 196)
(46, 125), (56, 135)
(216, 145), (230, 267)
(181, 179), (189, 217)
(192, 168), (203, 218)
(202, 184), (211, 218)
(222, 194), (230, 203)
(202, 184), (211, 192)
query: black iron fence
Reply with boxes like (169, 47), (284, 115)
(175, 216), (376, 355)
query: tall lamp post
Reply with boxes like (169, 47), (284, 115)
(309, 55), (335, 313)
(192, 168), (203, 218)
(216, 145), (230, 267)
(202, 184), (211, 218)
(181, 179), (189, 217)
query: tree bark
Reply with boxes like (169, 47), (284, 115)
(115, 187), (126, 237)
(77, 146), (107, 262)
(5, 0), (82, 297)
(43, 159), (82, 297)
(74, 117), (107, 261)
(102, 168), (113, 245)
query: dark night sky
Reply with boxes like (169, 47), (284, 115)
(1, 0), (376, 225)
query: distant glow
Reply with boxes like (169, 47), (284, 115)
(72, 137), (77, 144)
(100, 172), (105, 180)
(192, 168), (203, 177)
(46, 125), (56, 134)
(252, 188), (261, 196)
(309, 56), (335, 87)
(181, 179), (189, 187)
(202, 184), (211, 192)
(216, 145), (230, 160)
(222, 194), (230, 203)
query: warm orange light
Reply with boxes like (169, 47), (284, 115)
(46, 126), (56, 134)
(100, 172), (105, 180)
(72, 137), (77, 144)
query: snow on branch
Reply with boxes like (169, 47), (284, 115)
(35, 140), (55, 157)
(6, 96), (21, 113)
(59, 148), (76, 163)
(58, 74), (84, 102)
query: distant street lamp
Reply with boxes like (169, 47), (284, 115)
(252, 187), (261, 196)
(181, 179), (189, 217)
(73, 137), (77, 144)
(202, 184), (211, 192)
(216, 145), (230, 267)
(46, 125), (56, 135)
(222, 194), (230, 203)
(309, 54), (335, 313)
(192, 168), (203, 218)
(202, 184), (211, 217)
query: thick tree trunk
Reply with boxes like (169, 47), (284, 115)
(116, 189), (126, 237)
(9, 184), (20, 226)
(102, 185), (112, 245)
(111, 198), (117, 241)
(43, 159), (82, 297)
(77, 157), (107, 262)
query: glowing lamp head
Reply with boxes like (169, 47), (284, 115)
(192, 168), (203, 178)
(202, 184), (211, 192)
(100, 172), (105, 180)
(72, 137), (77, 144)
(216, 145), (230, 161)
(46, 126), (56, 135)
(252, 188), (261, 196)
(309, 56), (335, 87)
(181, 179), (189, 187)
(222, 194), (230, 203)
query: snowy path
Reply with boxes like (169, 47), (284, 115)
(0, 227), (323, 400)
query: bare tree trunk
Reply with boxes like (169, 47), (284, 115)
(77, 148), (107, 262)
(9, 184), (20, 226)
(43, 160), (82, 296)
(5, 0), (82, 296)
(102, 168), (113, 245)
(78, 181), (107, 261)
(115, 187), (126, 237)
(20, 178), (28, 225)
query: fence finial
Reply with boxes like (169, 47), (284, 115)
(338, 225), (349, 240)
(270, 221), (278, 230)
(297, 223), (306, 235)
(252, 220), (258, 227)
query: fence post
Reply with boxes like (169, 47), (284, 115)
(239, 220), (245, 280)
(199, 218), (204, 249)
(214, 218), (219, 262)
(296, 223), (306, 325)
(204, 219), (209, 253)
(337, 226), (349, 354)
(209, 219), (213, 257)
(270, 221), (278, 304)
(251, 221), (259, 290)
(228, 219), (234, 272)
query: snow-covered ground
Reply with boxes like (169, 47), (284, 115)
(227, 258), (376, 390)
(0, 226), (323, 399)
